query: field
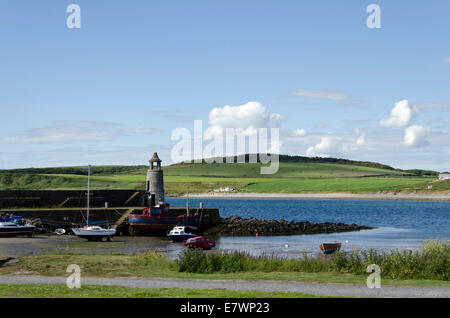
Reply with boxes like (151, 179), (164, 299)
(0, 284), (319, 298)
(0, 158), (449, 195)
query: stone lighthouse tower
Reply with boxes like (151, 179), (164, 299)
(146, 152), (164, 205)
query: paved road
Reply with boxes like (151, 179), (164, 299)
(0, 275), (449, 298)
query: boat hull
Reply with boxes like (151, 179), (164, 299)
(71, 228), (116, 241)
(128, 214), (200, 233)
(320, 242), (342, 254)
(0, 226), (34, 238)
(168, 233), (196, 242)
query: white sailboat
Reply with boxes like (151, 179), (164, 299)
(71, 165), (116, 241)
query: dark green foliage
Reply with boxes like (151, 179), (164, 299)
(0, 165), (147, 176)
(402, 169), (439, 177)
(173, 153), (439, 176)
(0, 173), (77, 189)
(177, 240), (449, 281)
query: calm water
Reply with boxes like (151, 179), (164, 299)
(166, 198), (450, 258)
(3, 198), (447, 259)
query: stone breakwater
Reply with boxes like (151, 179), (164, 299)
(202, 215), (374, 236)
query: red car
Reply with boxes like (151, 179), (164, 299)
(183, 236), (216, 249)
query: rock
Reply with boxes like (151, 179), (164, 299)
(202, 215), (374, 236)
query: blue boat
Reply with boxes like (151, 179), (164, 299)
(167, 226), (197, 242)
(0, 218), (35, 238)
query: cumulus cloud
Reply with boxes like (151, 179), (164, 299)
(379, 99), (415, 128)
(403, 125), (429, 147)
(306, 136), (342, 157)
(356, 130), (366, 146)
(204, 101), (284, 140)
(302, 128), (370, 158)
(291, 89), (348, 100)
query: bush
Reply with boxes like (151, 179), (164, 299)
(176, 240), (449, 281)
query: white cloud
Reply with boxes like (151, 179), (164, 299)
(204, 101), (284, 140)
(292, 128), (307, 137)
(291, 89), (348, 100)
(403, 125), (429, 147)
(356, 132), (366, 146)
(306, 136), (342, 157)
(379, 99), (415, 128)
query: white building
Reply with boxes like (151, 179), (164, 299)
(439, 173), (450, 181)
(213, 187), (235, 193)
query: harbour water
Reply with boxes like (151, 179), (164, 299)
(167, 197), (450, 258)
(1, 198), (448, 259)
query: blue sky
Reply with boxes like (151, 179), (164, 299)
(0, 0), (449, 170)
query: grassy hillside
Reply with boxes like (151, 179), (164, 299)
(0, 156), (448, 194)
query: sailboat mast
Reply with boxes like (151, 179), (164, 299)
(87, 165), (91, 225)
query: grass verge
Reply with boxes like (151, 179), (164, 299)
(0, 284), (323, 298)
(177, 240), (449, 281)
(0, 242), (448, 287)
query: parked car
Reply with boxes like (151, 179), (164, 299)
(183, 236), (216, 250)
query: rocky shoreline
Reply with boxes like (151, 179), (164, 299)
(202, 215), (374, 236)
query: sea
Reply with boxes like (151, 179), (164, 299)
(2, 197), (448, 259)
(166, 197), (450, 258)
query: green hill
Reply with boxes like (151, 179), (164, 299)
(0, 155), (447, 194)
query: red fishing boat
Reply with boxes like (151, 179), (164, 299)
(128, 203), (200, 234)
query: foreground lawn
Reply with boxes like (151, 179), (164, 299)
(0, 253), (448, 288)
(0, 284), (321, 298)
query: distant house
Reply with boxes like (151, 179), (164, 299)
(439, 173), (450, 181)
(213, 187), (235, 193)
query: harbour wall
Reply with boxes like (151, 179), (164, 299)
(0, 207), (221, 235)
(0, 190), (146, 209)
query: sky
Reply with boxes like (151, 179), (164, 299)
(0, 0), (449, 171)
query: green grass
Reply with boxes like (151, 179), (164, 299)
(164, 162), (405, 178)
(0, 284), (321, 298)
(176, 240), (450, 281)
(239, 177), (433, 194)
(1, 243), (448, 287)
(1, 160), (448, 195)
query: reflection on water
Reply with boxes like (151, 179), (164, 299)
(1, 198), (448, 259)
(0, 228), (430, 260)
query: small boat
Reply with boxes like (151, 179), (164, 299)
(183, 236), (216, 250)
(55, 228), (66, 235)
(320, 242), (342, 254)
(167, 226), (196, 242)
(72, 226), (116, 241)
(0, 220), (35, 238)
(71, 165), (116, 241)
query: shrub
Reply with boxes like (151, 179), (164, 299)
(176, 240), (449, 281)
